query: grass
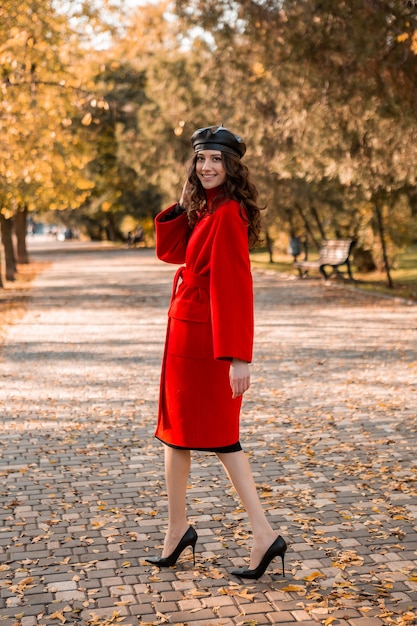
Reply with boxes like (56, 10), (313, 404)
(250, 244), (417, 303)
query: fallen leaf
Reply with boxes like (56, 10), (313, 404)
(50, 610), (66, 624)
(281, 584), (306, 593)
(303, 571), (326, 581)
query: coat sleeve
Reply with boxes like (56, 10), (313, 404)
(155, 204), (191, 264)
(209, 201), (254, 362)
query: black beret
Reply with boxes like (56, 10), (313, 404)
(191, 125), (246, 158)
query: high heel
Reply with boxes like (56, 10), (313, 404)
(144, 526), (198, 567)
(231, 535), (287, 580)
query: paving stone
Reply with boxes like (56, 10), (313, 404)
(168, 608), (218, 622)
(347, 619), (385, 625)
(266, 611), (295, 624)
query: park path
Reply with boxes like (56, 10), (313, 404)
(0, 241), (416, 626)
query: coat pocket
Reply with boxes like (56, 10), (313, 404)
(167, 317), (210, 360)
(167, 288), (210, 360)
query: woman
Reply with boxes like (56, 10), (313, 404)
(145, 125), (287, 579)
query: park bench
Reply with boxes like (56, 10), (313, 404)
(294, 239), (355, 281)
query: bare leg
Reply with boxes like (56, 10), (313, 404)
(162, 445), (191, 557)
(217, 450), (277, 569)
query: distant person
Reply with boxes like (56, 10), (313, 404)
(145, 125), (288, 579)
(127, 227), (144, 247)
(132, 226), (144, 245)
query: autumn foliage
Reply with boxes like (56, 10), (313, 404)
(1, 0), (417, 287)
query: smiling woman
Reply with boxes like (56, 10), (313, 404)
(143, 124), (288, 580)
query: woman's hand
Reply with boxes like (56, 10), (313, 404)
(179, 179), (192, 209)
(229, 359), (250, 399)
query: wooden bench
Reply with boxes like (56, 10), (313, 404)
(294, 239), (355, 280)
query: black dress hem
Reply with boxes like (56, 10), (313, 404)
(156, 437), (242, 453)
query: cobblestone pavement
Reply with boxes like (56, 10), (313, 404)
(0, 241), (416, 626)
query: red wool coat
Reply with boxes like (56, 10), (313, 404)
(154, 195), (254, 450)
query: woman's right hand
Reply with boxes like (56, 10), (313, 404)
(179, 179), (192, 209)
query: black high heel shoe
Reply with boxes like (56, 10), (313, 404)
(144, 526), (198, 567)
(231, 535), (287, 580)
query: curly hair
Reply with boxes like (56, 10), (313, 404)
(184, 152), (265, 249)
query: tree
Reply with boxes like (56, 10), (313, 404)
(171, 0), (417, 285)
(73, 60), (150, 241)
(0, 0), (104, 281)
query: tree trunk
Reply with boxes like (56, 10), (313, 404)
(0, 213), (17, 281)
(374, 197), (394, 289)
(310, 205), (326, 240)
(105, 215), (123, 242)
(265, 229), (274, 263)
(295, 203), (321, 251)
(14, 206), (30, 264)
(286, 208), (297, 239)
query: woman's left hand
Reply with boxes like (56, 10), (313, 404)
(229, 359), (250, 399)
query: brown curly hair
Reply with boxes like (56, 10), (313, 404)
(184, 152), (265, 249)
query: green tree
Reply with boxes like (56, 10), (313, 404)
(172, 0), (417, 285)
(73, 60), (151, 241)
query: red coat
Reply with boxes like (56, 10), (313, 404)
(154, 194), (254, 449)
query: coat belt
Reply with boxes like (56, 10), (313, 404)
(171, 266), (209, 301)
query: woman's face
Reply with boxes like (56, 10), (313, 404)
(195, 150), (227, 189)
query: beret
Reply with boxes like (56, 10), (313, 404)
(191, 125), (246, 158)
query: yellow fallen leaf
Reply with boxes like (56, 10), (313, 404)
(207, 568), (224, 579)
(303, 571), (326, 581)
(236, 588), (255, 601)
(50, 610), (66, 624)
(333, 580), (358, 589)
(219, 586), (255, 600)
(189, 589), (211, 597)
(401, 612), (417, 623)
(281, 584), (305, 593)
(15, 577), (35, 592)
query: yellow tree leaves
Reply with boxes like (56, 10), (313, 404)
(0, 0), (98, 220)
